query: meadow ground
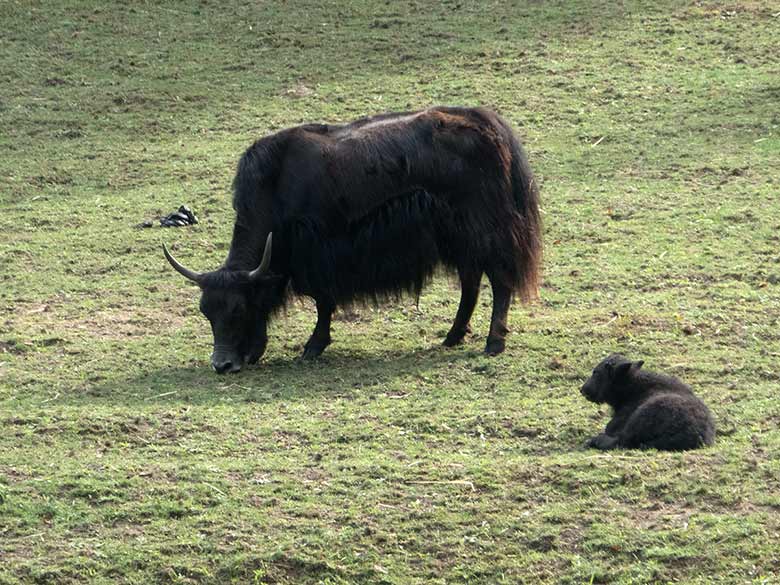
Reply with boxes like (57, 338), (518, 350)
(1, 1), (779, 583)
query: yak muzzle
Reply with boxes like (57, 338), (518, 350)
(580, 383), (599, 403)
(211, 352), (244, 374)
(212, 359), (242, 374)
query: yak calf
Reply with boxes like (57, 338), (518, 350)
(580, 354), (715, 451)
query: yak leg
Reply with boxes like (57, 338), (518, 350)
(484, 273), (512, 356)
(586, 433), (620, 450)
(443, 268), (482, 347)
(302, 299), (335, 360)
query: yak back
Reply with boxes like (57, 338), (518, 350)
(272, 107), (511, 227)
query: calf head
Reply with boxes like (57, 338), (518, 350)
(164, 234), (281, 374)
(580, 353), (644, 405)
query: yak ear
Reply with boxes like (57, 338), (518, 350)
(613, 362), (632, 378)
(633, 360), (644, 371)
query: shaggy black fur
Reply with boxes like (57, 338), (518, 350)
(282, 189), (446, 306)
(580, 354), (715, 451)
(164, 106), (542, 373)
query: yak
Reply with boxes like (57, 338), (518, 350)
(581, 354), (716, 451)
(163, 106), (542, 373)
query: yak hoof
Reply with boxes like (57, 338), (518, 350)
(484, 338), (506, 356)
(301, 342), (328, 360)
(443, 326), (471, 347)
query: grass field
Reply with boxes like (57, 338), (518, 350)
(2, 1), (779, 583)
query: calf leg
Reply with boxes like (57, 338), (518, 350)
(586, 433), (619, 450)
(302, 299), (335, 360)
(443, 268), (482, 347)
(484, 273), (512, 355)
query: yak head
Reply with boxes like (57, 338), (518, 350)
(580, 353), (644, 406)
(163, 234), (281, 374)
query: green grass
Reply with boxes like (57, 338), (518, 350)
(2, 1), (779, 583)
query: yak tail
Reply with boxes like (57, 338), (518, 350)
(506, 128), (542, 302)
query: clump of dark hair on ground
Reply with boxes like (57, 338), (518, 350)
(580, 354), (715, 451)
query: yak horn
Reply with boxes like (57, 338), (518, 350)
(163, 243), (204, 283)
(248, 233), (273, 280)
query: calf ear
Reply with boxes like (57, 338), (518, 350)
(633, 360), (644, 371)
(614, 362), (632, 378)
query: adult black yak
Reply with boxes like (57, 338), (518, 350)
(164, 106), (541, 373)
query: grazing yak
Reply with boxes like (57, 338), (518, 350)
(164, 106), (542, 373)
(581, 354), (716, 451)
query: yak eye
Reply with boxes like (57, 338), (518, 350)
(228, 300), (248, 316)
(199, 296), (224, 319)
